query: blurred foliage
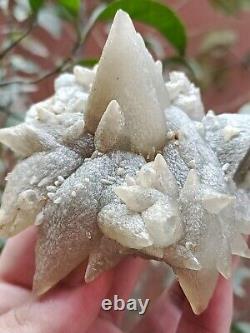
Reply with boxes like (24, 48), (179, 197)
(0, 0), (250, 327)
(57, 0), (81, 18)
(0, 238), (5, 253)
(77, 58), (98, 67)
(231, 322), (250, 333)
(209, 0), (250, 14)
(29, 0), (44, 13)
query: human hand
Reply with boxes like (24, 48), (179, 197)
(0, 227), (233, 333)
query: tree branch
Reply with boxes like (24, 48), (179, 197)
(0, 4), (104, 88)
(0, 19), (36, 61)
(0, 25), (82, 87)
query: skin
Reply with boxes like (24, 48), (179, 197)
(0, 227), (233, 333)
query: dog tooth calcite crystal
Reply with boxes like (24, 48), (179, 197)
(85, 10), (168, 158)
(0, 9), (249, 314)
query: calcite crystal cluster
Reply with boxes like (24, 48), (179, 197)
(0, 10), (250, 314)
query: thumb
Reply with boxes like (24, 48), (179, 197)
(0, 270), (113, 333)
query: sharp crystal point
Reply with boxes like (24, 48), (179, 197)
(85, 237), (126, 282)
(142, 200), (182, 247)
(136, 163), (157, 188)
(202, 192), (234, 214)
(180, 169), (200, 200)
(175, 268), (218, 315)
(114, 185), (159, 213)
(164, 245), (201, 271)
(85, 9), (168, 157)
(73, 65), (95, 88)
(231, 233), (250, 258)
(185, 255), (202, 270)
(153, 154), (179, 197)
(95, 100), (125, 152)
(0, 124), (45, 157)
(98, 203), (153, 249)
(142, 245), (164, 259)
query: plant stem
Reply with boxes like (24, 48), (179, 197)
(0, 4), (101, 88)
(0, 24), (82, 87)
(0, 19), (36, 61)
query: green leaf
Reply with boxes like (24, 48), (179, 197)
(29, 0), (44, 13)
(57, 0), (81, 18)
(77, 58), (99, 67)
(97, 0), (187, 55)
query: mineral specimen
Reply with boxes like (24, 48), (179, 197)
(0, 10), (249, 315)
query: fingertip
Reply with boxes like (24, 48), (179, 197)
(103, 256), (147, 325)
(0, 226), (37, 289)
(131, 281), (184, 333)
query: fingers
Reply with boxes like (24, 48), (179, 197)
(131, 282), (185, 333)
(88, 318), (123, 333)
(0, 283), (31, 315)
(0, 227), (37, 289)
(101, 256), (147, 325)
(0, 270), (114, 333)
(176, 276), (233, 333)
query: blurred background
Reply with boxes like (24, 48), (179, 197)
(0, 0), (250, 332)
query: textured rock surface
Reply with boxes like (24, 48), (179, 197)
(0, 10), (249, 315)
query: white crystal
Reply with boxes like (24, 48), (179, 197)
(136, 163), (156, 188)
(222, 163), (230, 172)
(202, 192), (234, 214)
(125, 175), (136, 186)
(223, 125), (239, 142)
(165, 71), (204, 120)
(47, 192), (55, 200)
(114, 185), (160, 212)
(155, 60), (163, 74)
(71, 191), (77, 197)
(142, 199), (182, 247)
(85, 10), (168, 157)
(63, 120), (84, 142)
(54, 73), (76, 90)
(36, 107), (57, 122)
(73, 65), (95, 88)
(46, 185), (56, 192)
(57, 176), (64, 183)
(180, 169), (200, 200)
(17, 189), (38, 209)
(116, 167), (125, 176)
(98, 204), (153, 249)
(34, 211), (44, 226)
(53, 197), (62, 204)
(153, 154), (179, 197)
(0, 124), (44, 157)
(94, 100), (125, 152)
(216, 238), (232, 279)
(231, 233), (250, 258)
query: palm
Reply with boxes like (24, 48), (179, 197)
(0, 227), (232, 333)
